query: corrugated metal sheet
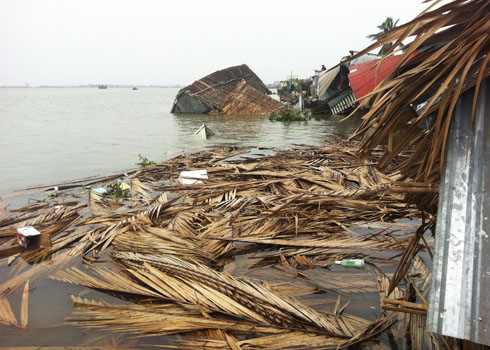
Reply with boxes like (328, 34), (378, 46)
(427, 77), (490, 346)
(328, 89), (356, 115)
(348, 55), (405, 102)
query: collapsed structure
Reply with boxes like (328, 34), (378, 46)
(343, 0), (490, 347)
(0, 138), (426, 349)
(310, 54), (413, 115)
(171, 64), (284, 115)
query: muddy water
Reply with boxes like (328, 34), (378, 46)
(0, 219), (424, 348)
(1, 87), (416, 349)
(0, 87), (361, 195)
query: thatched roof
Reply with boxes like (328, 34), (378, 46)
(340, 0), (490, 213)
(213, 81), (285, 116)
(171, 64), (271, 113)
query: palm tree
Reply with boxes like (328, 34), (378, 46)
(367, 17), (400, 55)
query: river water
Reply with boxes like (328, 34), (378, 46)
(0, 88), (422, 349)
(0, 87), (360, 195)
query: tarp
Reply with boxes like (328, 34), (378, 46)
(316, 67), (340, 100)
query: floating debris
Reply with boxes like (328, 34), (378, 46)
(178, 169), (208, 185)
(0, 136), (436, 348)
(194, 124), (215, 140)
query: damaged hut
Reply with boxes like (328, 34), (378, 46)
(310, 53), (415, 115)
(171, 64), (283, 115)
(343, 0), (490, 347)
(213, 80), (285, 116)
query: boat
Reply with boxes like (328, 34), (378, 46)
(132, 87), (138, 90)
(98, 85), (107, 89)
(194, 124), (215, 140)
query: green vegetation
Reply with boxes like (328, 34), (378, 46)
(109, 182), (130, 199)
(367, 17), (401, 55)
(277, 78), (304, 94)
(137, 154), (156, 167)
(43, 190), (60, 202)
(269, 109), (311, 122)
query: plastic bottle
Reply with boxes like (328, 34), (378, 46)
(335, 259), (365, 268)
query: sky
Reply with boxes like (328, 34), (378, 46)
(0, 0), (432, 86)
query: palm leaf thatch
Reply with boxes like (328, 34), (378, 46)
(50, 266), (161, 298)
(0, 232), (93, 296)
(112, 226), (214, 265)
(114, 252), (346, 336)
(2, 139), (423, 347)
(342, 0), (490, 213)
(68, 295), (284, 336)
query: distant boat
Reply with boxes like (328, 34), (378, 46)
(194, 124), (215, 140)
(132, 87), (138, 90)
(98, 85), (107, 89)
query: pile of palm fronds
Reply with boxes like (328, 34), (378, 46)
(0, 137), (442, 349)
(343, 0), (490, 213)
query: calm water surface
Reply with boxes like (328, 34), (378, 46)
(0, 88), (360, 194)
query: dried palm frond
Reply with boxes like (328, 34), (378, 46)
(113, 226), (214, 265)
(18, 227), (88, 264)
(130, 178), (153, 199)
(341, 0), (490, 212)
(23, 203), (85, 227)
(337, 315), (396, 349)
(238, 331), (345, 349)
(214, 234), (387, 251)
(299, 269), (378, 294)
(1, 347), (139, 350)
(68, 295), (283, 336)
(1, 138), (424, 347)
(89, 190), (117, 217)
(115, 252), (345, 336)
(387, 219), (431, 296)
(86, 197), (180, 255)
(50, 266), (160, 298)
(149, 191), (168, 205)
(0, 240), (89, 296)
(0, 296), (18, 326)
(20, 280), (29, 328)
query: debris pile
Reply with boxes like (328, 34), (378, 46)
(214, 80), (285, 116)
(171, 64), (282, 115)
(0, 136), (443, 348)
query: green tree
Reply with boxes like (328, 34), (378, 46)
(367, 17), (400, 55)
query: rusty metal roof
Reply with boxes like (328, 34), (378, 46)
(348, 55), (405, 102)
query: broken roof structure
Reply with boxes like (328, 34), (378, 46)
(213, 80), (285, 116)
(311, 55), (412, 115)
(342, 0), (490, 346)
(170, 64), (273, 114)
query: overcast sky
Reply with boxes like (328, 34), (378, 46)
(0, 0), (431, 86)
